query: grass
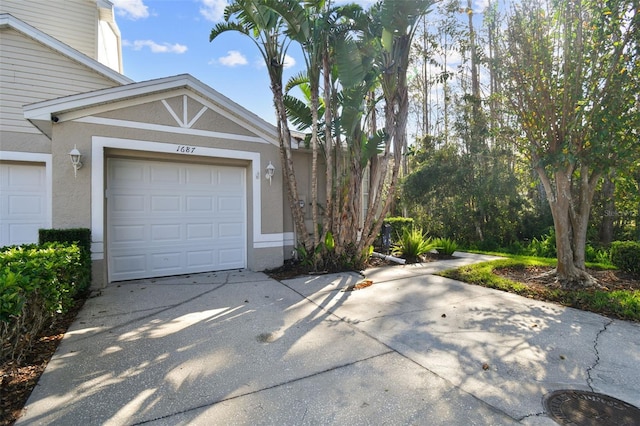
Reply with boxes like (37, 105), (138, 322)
(438, 255), (640, 322)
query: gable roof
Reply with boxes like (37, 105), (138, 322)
(0, 13), (132, 85)
(24, 74), (280, 144)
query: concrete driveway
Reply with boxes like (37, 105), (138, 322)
(17, 253), (640, 425)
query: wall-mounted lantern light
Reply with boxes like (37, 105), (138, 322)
(265, 161), (275, 185)
(69, 145), (82, 178)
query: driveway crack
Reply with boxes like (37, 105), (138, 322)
(586, 318), (614, 391)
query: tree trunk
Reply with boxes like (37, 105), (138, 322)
(310, 88), (320, 248)
(271, 83), (311, 250)
(598, 174), (616, 246)
(322, 51), (334, 241)
(538, 166), (598, 288)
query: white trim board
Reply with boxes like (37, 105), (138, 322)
(91, 136), (285, 261)
(77, 116), (268, 144)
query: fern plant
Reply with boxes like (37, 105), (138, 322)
(434, 238), (458, 256)
(392, 227), (436, 263)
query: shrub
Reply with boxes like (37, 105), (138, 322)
(526, 228), (556, 258)
(434, 237), (458, 256)
(0, 242), (88, 362)
(392, 227), (436, 263)
(39, 228), (92, 292)
(385, 217), (414, 243)
(610, 241), (640, 275)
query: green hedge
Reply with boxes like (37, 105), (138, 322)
(610, 241), (640, 275)
(385, 217), (415, 242)
(39, 228), (92, 292)
(1, 241), (89, 362)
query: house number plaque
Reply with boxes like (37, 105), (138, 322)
(176, 145), (196, 154)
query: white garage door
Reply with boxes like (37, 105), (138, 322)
(0, 163), (48, 247)
(107, 158), (247, 282)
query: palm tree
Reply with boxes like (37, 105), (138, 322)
(210, 0), (311, 250)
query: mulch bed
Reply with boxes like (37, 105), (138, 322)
(0, 298), (86, 426)
(494, 266), (640, 292)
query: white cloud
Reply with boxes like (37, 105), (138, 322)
(218, 50), (248, 67)
(112, 0), (149, 20)
(200, 0), (228, 22)
(124, 40), (188, 54)
(474, 0), (490, 12)
(283, 54), (296, 69)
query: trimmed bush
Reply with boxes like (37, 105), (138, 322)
(39, 228), (92, 292)
(385, 217), (414, 242)
(1, 242), (88, 362)
(610, 241), (640, 275)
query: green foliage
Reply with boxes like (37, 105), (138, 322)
(526, 229), (557, 258)
(439, 256), (640, 321)
(39, 228), (92, 292)
(392, 227), (436, 262)
(385, 217), (414, 243)
(610, 241), (640, 275)
(401, 139), (551, 248)
(584, 245), (612, 266)
(1, 242), (89, 362)
(294, 231), (367, 271)
(434, 237), (458, 256)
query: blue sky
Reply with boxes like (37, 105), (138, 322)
(113, 0), (490, 126)
(113, 0), (375, 124)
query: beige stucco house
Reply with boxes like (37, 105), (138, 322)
(0, 0), (309, 286)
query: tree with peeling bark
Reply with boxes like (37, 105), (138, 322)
(503, 0), (640, 287)
(210, 0), (311, 251)
(355, 0), (436, 255)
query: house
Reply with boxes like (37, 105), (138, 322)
(0, 0), (310, 286)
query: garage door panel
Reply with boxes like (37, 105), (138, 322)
(151, 224), (182, 241)
(111, 254), (146, 275)
(218, 196), (243, 213)
(112, 195), (145, 213)
(219, 248), (244, 266)
(112, 224), (145, 243)
(186, 196), (213, 211)
(151, 195), (181, 212)
(218, 168), (243, 186)
(8, 195), (43, 214)
(186, 223), (213, 239)
(187, 250), (215, 267)
(218, 222), (243, 238)
(111, 162), (145, 183)
(151, 252), (182, 271)
(186, 168), (215, 185)
(7, 224), (39, 245)
(107, 158), (246, 281)
(150, 164), (181, 183)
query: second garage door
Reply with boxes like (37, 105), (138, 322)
(107, 158), (246, 282)
(0, 162), (48, 247)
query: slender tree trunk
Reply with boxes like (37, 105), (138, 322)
(310, 89), (320, 248)
(322, 52), (333, 241)
(271, 82), (311, 250)
(598, 174), (616, 246)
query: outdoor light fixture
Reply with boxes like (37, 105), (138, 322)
(69, 145), (82, 178)
(265, 161), (275, 185)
